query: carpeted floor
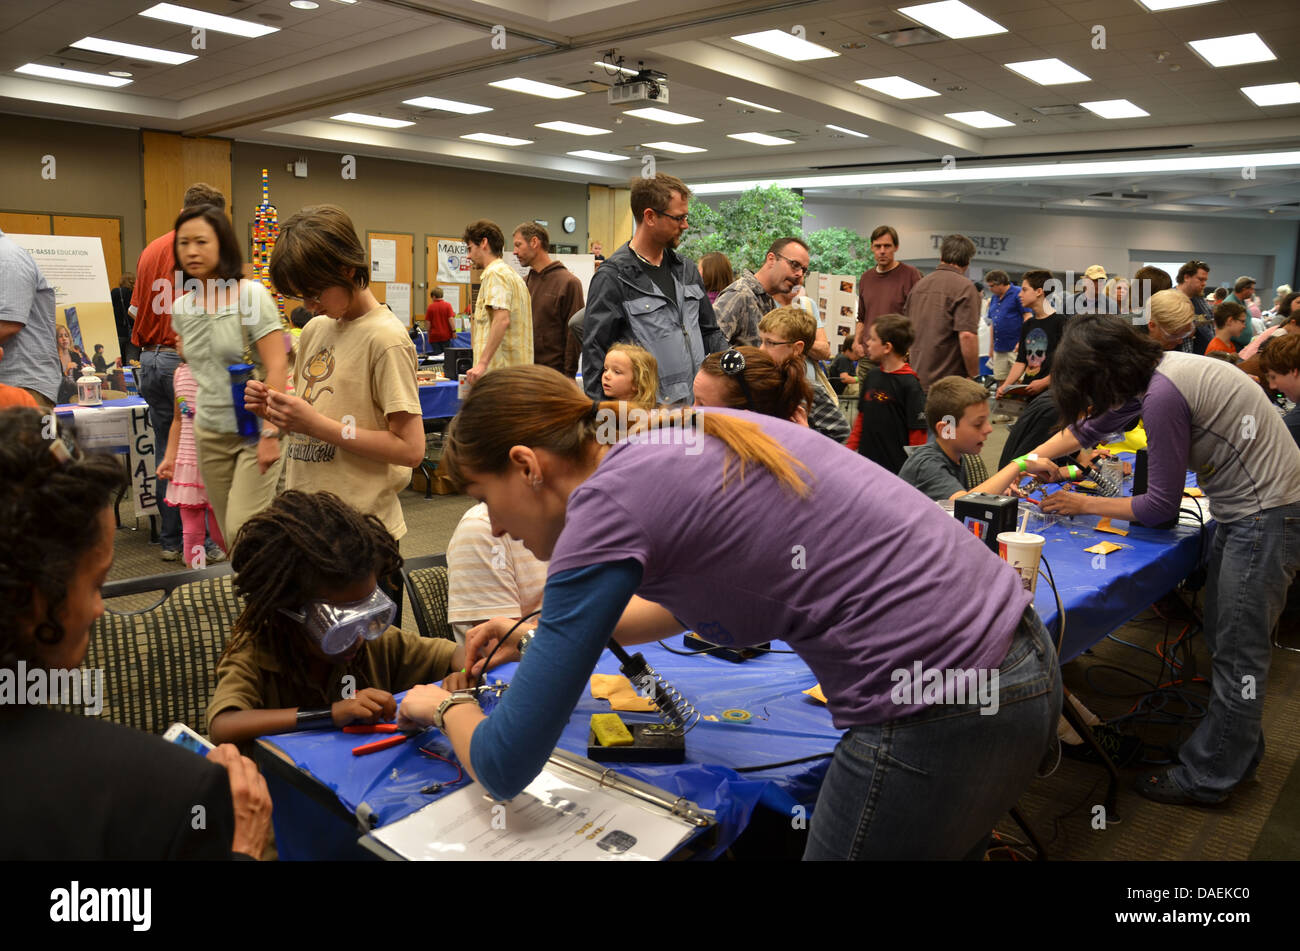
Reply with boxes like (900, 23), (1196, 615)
(103, 418), (1300, 861)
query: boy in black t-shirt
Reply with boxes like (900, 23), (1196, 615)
(996, 268), (1065, 403)
(845, 313), (926, 473)
(827, 338), (857, 395)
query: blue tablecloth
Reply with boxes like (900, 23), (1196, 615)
(418, 381), (460, 420)
(411, 330), (472, 355)
(262, 639), (826, 860)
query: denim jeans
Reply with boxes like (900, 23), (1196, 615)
(804, 605), (1062, 860)
(1170, 501), (1300, 800)
(137, 348), (182, 550)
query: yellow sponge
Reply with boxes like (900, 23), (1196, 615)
(590, 713), (634, 747)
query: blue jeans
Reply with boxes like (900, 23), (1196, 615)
(805, 606), (1062, 860)
(137, 348), (182, 550)
(1170, 501), (1300, 800)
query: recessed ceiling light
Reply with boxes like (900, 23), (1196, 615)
(14, 63), (132, 87)
(489, 77), (583, 99)
(109, 70), (133, 78)
(330, 113), (414, 128)
(567, 149), (629, 162)
(726, 96), (780, 113)
(1004, 58), (1091, 85)
(289, 0), (319, 9)
(731, 29), (839, 61)
(623, 107), (702, 124)
(403, 96), (491, 114)
(1136, 0), (1222, 9)
(856, 76), (940, 99)
(1241, 81), (1300, 106)
(898, 2), (1008, 39)
(461, 132), (534, 146)
(70, 37), (196, 65)
(642, 140), (707, 153)
(329, 0), (357, 4)
(825, 123), (870, 138)
(138, 3), (278, 37)
(1080, 99), (1150, 119)
(1187, 33), (1276, 69)
(945, 110), (1014, 128)
(728, 132), (795, 146)
(536, 120), (610, 135)
(594, 61), (639, 76)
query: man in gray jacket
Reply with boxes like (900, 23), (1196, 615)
(582, 174), (727, 403)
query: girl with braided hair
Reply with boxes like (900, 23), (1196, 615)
(206, 490), (494, 745)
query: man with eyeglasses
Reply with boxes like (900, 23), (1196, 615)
(581, 173), (726, 404)
(1176, 260), (1215, 354)
(713, 237), (811, 348)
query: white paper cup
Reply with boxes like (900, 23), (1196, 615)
(998, 531), (1045, 593)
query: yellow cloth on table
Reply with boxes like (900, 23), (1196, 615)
(1084, 541), (1123, 555)
(1095, 518), (1129, 537)
(1100, 422), (1146, 454)
(803, 683), (827, 704)
(589, 674), (656, 712)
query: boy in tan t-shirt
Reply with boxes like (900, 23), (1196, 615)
(247, 204), (424, 588)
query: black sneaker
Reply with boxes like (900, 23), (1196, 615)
(1060, 723), (1143, 767)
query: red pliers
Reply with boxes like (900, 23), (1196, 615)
(345, 722), (410, 756)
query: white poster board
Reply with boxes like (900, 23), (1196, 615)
(386, 282), (411, 323)
(370, 238), (397, 282)
(127, 403), (159, 517)
(811, 272), (858, 343)
(8, 233), (118, 364)
(437, 239), (471, 283)
(437, 284), (462, 312)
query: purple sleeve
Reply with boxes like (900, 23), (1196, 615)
(1068, 398), (1143, 448)
(1127, 378), (1192, 525)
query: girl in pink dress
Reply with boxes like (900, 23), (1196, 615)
(156, 362), (226, 567)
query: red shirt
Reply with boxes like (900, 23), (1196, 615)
(424, 299), (455, 341)
(130, 231), (179, 348)
(1204, 336), (1237, 355)
(0, 384), (37, 409)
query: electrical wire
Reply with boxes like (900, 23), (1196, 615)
(732, 752), (832, 773)
(475, 610), (541, 687)
(656, 638), (797, 656)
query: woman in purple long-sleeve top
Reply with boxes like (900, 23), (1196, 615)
(1033, 314), (1300, 807)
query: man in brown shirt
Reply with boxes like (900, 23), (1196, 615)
(904, 234), (981, 391)
(855, 225), (923, 384)
(513, 222), (584, 376)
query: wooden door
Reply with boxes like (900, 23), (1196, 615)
(0, 212), (52, 235)
(141, 131), (233, 241)
(367, 231), (414, 326)
(54, 215), (124, 287)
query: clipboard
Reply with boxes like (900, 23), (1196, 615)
(358, 748), (716, 861)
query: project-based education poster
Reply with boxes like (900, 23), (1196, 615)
(8, 233), (118, 364)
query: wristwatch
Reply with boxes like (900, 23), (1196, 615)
(431, 690), (480, 730)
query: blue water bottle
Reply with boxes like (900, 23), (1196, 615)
(228, 363), (260, 440)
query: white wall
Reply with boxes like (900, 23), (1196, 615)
(801, 199), (1299, 293)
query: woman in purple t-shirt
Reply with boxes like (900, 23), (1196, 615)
(397, 366), (1062, 860)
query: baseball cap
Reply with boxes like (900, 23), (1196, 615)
(1084, 265), (1107, 280)
(1235, 275), (1256, 293)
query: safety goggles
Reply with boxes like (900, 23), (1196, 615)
(280, 587), (396, 656)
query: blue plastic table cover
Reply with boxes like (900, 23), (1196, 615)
(417, 381), (460, 420)
(263, 640), (834, 860)
(1030, 467), (1207, 661)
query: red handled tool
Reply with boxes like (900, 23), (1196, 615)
(350, 733), (410, 756)
(343, 723), (400, 734)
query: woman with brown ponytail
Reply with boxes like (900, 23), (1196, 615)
(396, 366), (1062, 860)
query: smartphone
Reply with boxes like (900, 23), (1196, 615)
(163, 722), (214, 757)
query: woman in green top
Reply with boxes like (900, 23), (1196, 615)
(169, 204), (287, 545)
